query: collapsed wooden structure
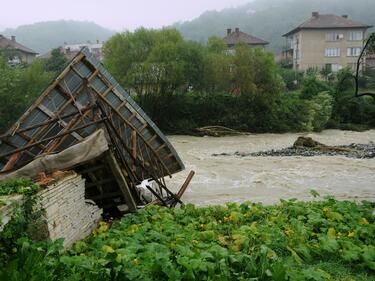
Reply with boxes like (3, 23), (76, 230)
(0, 48), (188, 211)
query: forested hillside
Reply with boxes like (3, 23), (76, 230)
(173, 0), (375, 53)
(2, 20), (115, 54)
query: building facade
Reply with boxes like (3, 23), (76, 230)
(39, 40), (104, 62)
(283, 12), (372, 72)
(0, 35), (38, 65)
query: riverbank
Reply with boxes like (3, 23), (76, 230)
(166, 130), (375, 205)
(213, 142), (375, 159)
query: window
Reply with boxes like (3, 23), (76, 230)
(348, 31), (363, 41)
(325, 48), (341, 57)
(326, 32), (340, 41)
(347, 47), (361, 57)
(331, 64), (342, 72)
(324, 64), (342, 72)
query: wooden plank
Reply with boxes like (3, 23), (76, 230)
(1, 153), (21, 172)
(131, 131), (137, 172)
(104, 150), (137, 212)
(38, 104), (83, 141)
(45, 109), (91, 153)
(156, 143), (167, 152)
(0, 109), (90, 139)
(91, 86), (172, 177)
(0, 118), (107, 160)
(5, 53), (86, 135)
(171, 171), (195, 207)
(116, 100), (128, 110)
(102, 86), (114, 97)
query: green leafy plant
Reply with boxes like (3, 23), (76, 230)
(1, 196), (374, 280)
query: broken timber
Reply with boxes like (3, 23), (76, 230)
(0, 47), (186, 211)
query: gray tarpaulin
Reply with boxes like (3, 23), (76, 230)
(0, 129), (108, 182)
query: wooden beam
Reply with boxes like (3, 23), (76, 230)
(131, 131), (137, 171)
(0, 109), (90, 140)
(171, 171), (195, 207)
(0, 118), (107, 160)
(5, 53), (86, 135)
(38, 104), (83, 142)
(104, 150), (137, 212)
(92, 89), (172, 177)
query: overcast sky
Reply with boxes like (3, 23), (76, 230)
(1, 0), (251, 31)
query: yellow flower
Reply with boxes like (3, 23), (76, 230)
(360, 218), (369, 225)
(284, 228), (294, 237)
(102, 245), (115, 253)
(327, 227), (336, 238)
(217, 235), (227, 246)
(230, 245), (240, 252)
(322, 207), (329, 212)
(115, 254), (122, 263)
(229, 212), (240, 222)
(348, 231), (355, 238)
(132, 258), (140, 265)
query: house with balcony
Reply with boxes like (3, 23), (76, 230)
(282, 12), (372, 72)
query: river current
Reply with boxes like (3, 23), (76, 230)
(166, 130), (375, 205)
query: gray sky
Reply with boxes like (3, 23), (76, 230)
(1, 0), (251, 31)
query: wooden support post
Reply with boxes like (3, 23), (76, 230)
(131, 131), (137, 172)
(105, 150), (137, 212)
(171, 170), (195, 207)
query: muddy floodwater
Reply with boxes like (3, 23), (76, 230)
(166, 130), (375, 205)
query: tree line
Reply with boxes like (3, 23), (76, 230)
(0, 28), (374, 135)
(103, 28), (375, 134)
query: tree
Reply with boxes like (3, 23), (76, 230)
(44, 48), (68, 73)
(207, 36), (226, 54)
(0, 57), (54, 133)
(300, 74), (332, 99)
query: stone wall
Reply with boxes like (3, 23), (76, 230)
(0, 172), (102, 249)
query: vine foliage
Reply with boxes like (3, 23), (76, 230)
(0, 179), (42, 265)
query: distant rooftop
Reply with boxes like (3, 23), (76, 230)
(224, 28), (269, 46)
(0, 35), (38, 54)
(283, 12), (373, 37)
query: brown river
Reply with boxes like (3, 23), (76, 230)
(166, 130), (375, 205)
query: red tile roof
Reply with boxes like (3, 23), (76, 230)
(283, 13), (372, 37)
(0, 35), (38, 54)
(224, 30), (268, 46)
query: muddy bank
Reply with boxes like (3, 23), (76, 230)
(166, 130), (375, 206)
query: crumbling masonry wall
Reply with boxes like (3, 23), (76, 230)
(0, 172), (102, 249)
(38, 173), (102, 248)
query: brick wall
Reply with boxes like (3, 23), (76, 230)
(0, 172), (102, 248)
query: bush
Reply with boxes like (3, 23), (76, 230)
(301, 74), (332, 99)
